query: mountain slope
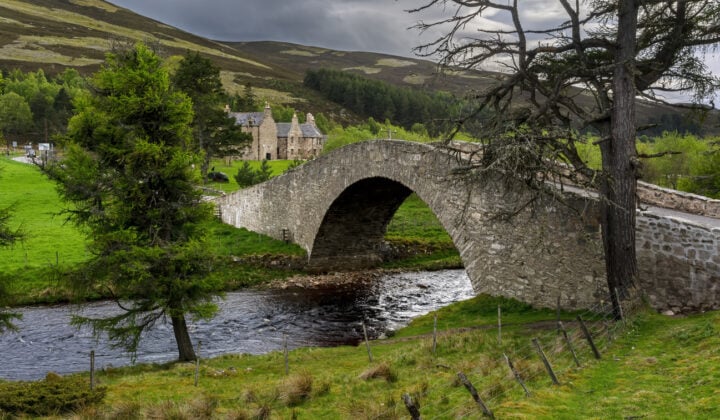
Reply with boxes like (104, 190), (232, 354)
(1, 0), (717, 134)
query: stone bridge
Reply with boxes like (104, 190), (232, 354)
(216, 140), (720, 312)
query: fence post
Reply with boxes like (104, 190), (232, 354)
(283, 333), (289, 375)
(532, 338), (560, 385)
(432, 314), (438, 356)
(402, 393), (422, 420)
(497, 305), (502, 346)
(457, 372), (494, 418)
(613, 287), (625, 324)
(558, 321), (581, 367)
(89, 350), (95, 390)
(194, 340), (202, 387)
(577, 316), (601, 359)
(362, 321), (373, 363)
(504, 353), (531, 397)
(556, 295), (561, 335)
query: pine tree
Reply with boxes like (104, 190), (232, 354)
(46, 43), (218, 361)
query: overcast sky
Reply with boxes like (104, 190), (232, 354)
(109, 0), (719, 98)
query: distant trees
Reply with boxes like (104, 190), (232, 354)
(303, 68), (466, 134)
(637, 133), (720, 198)
(0, 92), (33, 149)
(228, 82), (260, 111)
(1, 68), (84, 143)
(46, 43), (218, 361)
(172, 51), (251, 179)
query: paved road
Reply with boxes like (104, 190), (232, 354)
(641, 205), (720, 228)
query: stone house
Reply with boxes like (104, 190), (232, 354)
(228, 103), (325, 160)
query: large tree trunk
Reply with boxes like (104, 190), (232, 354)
(601, 0), (640, 319)
(171, 311), (197, 361)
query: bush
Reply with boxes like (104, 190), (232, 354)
(0, 373), (106, 416)
(278, 372), (314, 406)
(234, 160), (273, 188)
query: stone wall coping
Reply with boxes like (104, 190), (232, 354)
(637, 180), (720, 219)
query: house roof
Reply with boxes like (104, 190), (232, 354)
(277, 122), (324, 138)
(229, 112), (265, 126)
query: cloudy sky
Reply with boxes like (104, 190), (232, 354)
(109, 0), (719, 96)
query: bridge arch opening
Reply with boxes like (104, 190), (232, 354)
(307, 176), (458, 271)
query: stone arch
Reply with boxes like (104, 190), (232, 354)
(308, 177), (413, 270)
(218, 140), (608, 309)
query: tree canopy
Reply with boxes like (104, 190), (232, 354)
(172, 51), (251, 179)
(412, 0), (720, 315)
(47, 43), (218, 361)
(0, 168), (22, 333)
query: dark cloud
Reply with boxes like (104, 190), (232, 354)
(109, 0), (433, 57)
(109, 0), (719, 79)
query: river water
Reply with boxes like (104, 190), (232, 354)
(0, 269), (473, 381)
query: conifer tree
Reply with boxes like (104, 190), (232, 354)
(47, 43), (217, 361)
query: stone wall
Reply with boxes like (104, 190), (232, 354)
(638, 181), (720, 218)
(637, 211), (720, 312)
(216, 140), (720, 313)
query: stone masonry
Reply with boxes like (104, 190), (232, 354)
(216, 140), (720, 312)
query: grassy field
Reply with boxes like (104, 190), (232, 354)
(0, 158), (88, 301)
(7, 296), (715, 419)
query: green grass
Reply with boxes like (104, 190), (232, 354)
(17, 297), (716, 419)
(203, 159), (294, 193)
(0, 158), (88, 301)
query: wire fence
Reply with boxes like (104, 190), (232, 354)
(73, 290), (632, 418)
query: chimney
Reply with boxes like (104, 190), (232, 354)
(306, 113), (316, 127)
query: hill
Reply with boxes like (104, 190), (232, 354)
(0, 0), (718, 133)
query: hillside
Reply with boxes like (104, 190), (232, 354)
(0, 0), (717, 133)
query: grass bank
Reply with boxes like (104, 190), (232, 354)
(5, 296), (716, 419)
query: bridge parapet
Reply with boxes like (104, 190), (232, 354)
(638, 181), (720, 218)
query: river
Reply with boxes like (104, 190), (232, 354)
(0, 269), (473, 381)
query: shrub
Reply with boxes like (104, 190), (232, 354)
(278, 371), (314, 406)
(359, 362), (397, 382)
(0, 373), (106, 416)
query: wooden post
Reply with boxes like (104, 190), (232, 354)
(613, 287), (625, 324)
(402, 393), (421, 420)
(89, 350), (95, 390)
(362, 321), (373, 363)
(604, 320), (615, 344)
(532, 338), (560, 385)
(497, 305), (502, 346)
(432, 314), (438, 356)
(457, 372), (494, 418)
(558, 321), (581, 367)
(504, 353), (531, 397)
(194, 340), (202, 387)
(556, 295), (561, 335)
(577, 316), (601, 359)
(283, 333), (289, 375)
